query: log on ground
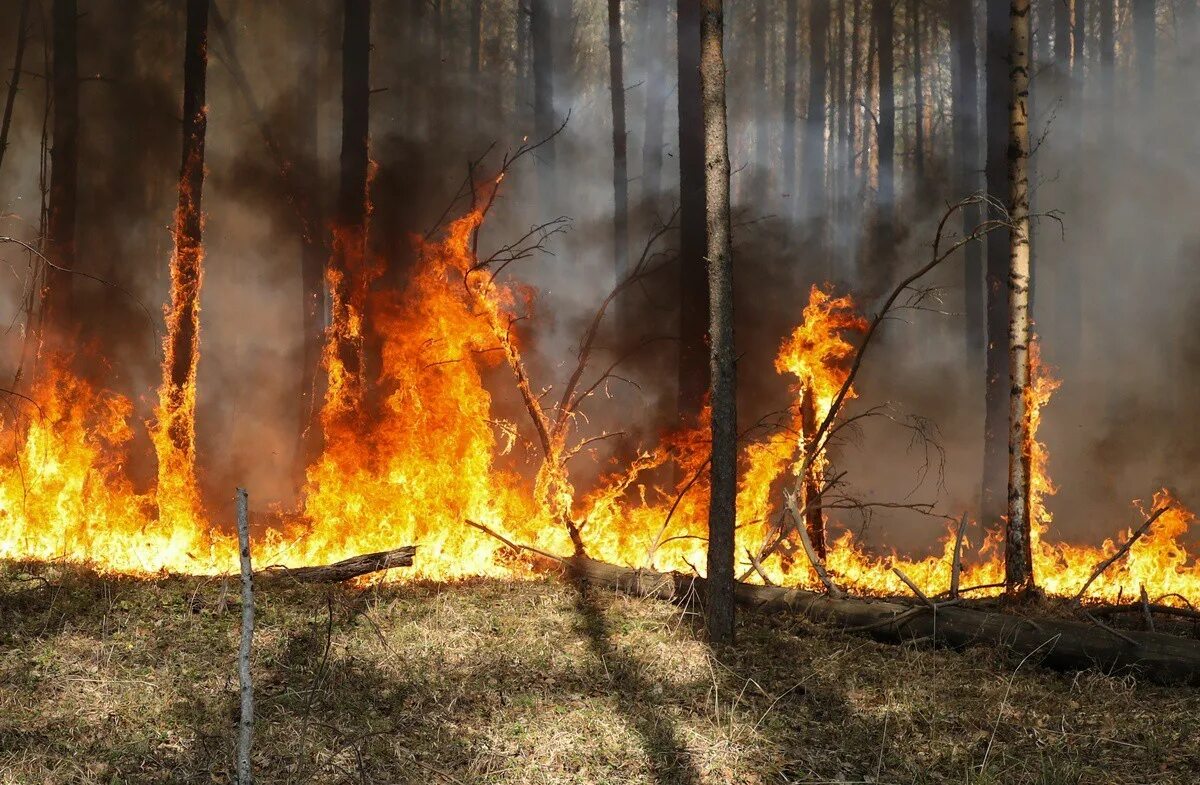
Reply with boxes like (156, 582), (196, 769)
(257, 546), (417, 583)
(563, 555), (1200, 686)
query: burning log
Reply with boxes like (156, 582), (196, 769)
(256, 546), (416, 584)
(560, 555), (1200, 686)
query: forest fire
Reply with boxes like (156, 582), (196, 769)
(1, 205), (1197, 608)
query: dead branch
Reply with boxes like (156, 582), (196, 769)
(784, 491), (844, 597)
(950, 512), (967, 599)
(892, 566), (934, 609)
(257, 546), (416, 584)
(235, 488), (255, 785)
(1140, 585), (1155, 633)
(464, 518), (564, 564)
(1071, 505), (1171, 604)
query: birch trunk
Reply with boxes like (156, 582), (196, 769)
(1005, 0), (1035, 596)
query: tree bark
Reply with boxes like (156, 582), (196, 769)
(1005, 0), (1035, 596)
(531, 0), (557, 213)
(782, 0), (799, 207)
(982, 0), (1010, 533)
(42, 0), (78, 342)
(162, 0), (209, 457)
(607, 0), (629, 280)
(846, 0), (863, 187)
(803, 0), (830, 234)
(950, 0), (983, 375)
(752, 0), (768, 194)
(0, 0), (31, 179)
(677, 0), (708, 424)
(640, 0), (668, 205)
(871, 0), (895, 263)
(257, 545), (417, 583)
(700, 0), (735, 647)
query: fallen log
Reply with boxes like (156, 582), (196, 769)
(562, 555), (1200, 686)
(257, 546), (416, 584)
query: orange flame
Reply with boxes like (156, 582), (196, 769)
(2, 205), (1199, 609)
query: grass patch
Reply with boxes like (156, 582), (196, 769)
(1, 561), (1197, 783)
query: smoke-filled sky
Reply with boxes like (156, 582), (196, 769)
(0, 0), (1196, 554)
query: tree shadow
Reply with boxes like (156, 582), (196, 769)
(568, 573), (702, 785)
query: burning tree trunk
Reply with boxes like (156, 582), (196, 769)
(0, 0), (31, 179)
(1133, 0), (1156, 104)
(872, 0), (894, 261)
(781, 0), (798, 207)
(803, 0), (829, 237)
(982, 0), (1010, 532)
(640, 0), (667, 205)
(531, 0), (557, 213)
(42, 0), (79, 343)
(1004, 0), (1035, 597)
(700, 0), (735, 647)
(950, 0), (983, 372)
(800, 390), (826, 559)
(607, 0), (629, 279)
(327, 0), (372, 417)
(157, 0), (209, 479)
(677, 0), (708, 424)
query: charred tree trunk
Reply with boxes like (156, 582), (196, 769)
(42, 0), (79, 343)
(700, 0), (735, 647)
(531, 0), (557, 213)
(982, 0), (1010, 533)
(950, 0), (983, 375)
(0, 0), (31, 178)
(800, 391), (825, 559)
(640, 0), (668, 204)
(329, 0), (371, 411)
(803, 0), (830, 237)
(872, 0), (895, 265)
(1133, 0), (1155, 104)
(1005, 0), (1035, 597)
(908, 0), (926, 193)
(162, 0), (209, 457)
(607, 0), (629, 279)
(677, 0), (708, 424)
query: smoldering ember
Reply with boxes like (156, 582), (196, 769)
(1, 0), (1199, 782)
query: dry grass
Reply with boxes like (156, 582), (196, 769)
(1, 560), (1197, 784)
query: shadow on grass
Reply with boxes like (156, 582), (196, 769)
(569, 574), (702, 785)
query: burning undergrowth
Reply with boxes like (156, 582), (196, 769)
(1, 191), (1199, 607)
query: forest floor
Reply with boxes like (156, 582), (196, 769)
(0, 561), (1196, 785)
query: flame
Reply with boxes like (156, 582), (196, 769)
(2, 202), (1199, 607)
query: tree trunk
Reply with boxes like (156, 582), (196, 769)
(846, 0), (863, 187)
(1133, 0), (1155, 103)
(640, 0), (667, 204)
(908, 0), (926, 193)
(0, 0), (31, 178)
(1004, 0), (1035, 596)
(470, 0), (483, 75)
(42, 0), (78, 342)
(298, 13), (325, 476)
(872, 0), (894, 263)
(951, 0), (983, 376)
(700, 0), (735, 647)
(329, 0), (371, 412)
(531, 0), (557, 213)
(161, 0), (209, 457)
(752, 0), (768, 194)
(803, 0), (830, 235)
(607, 0), (629, 280)
(982, 0), (1010, 532)
(677, 0), (708, 424)
(800, 390), (825, 559)
(782, 0), (799, 206)
(515, 1), (529, 121)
